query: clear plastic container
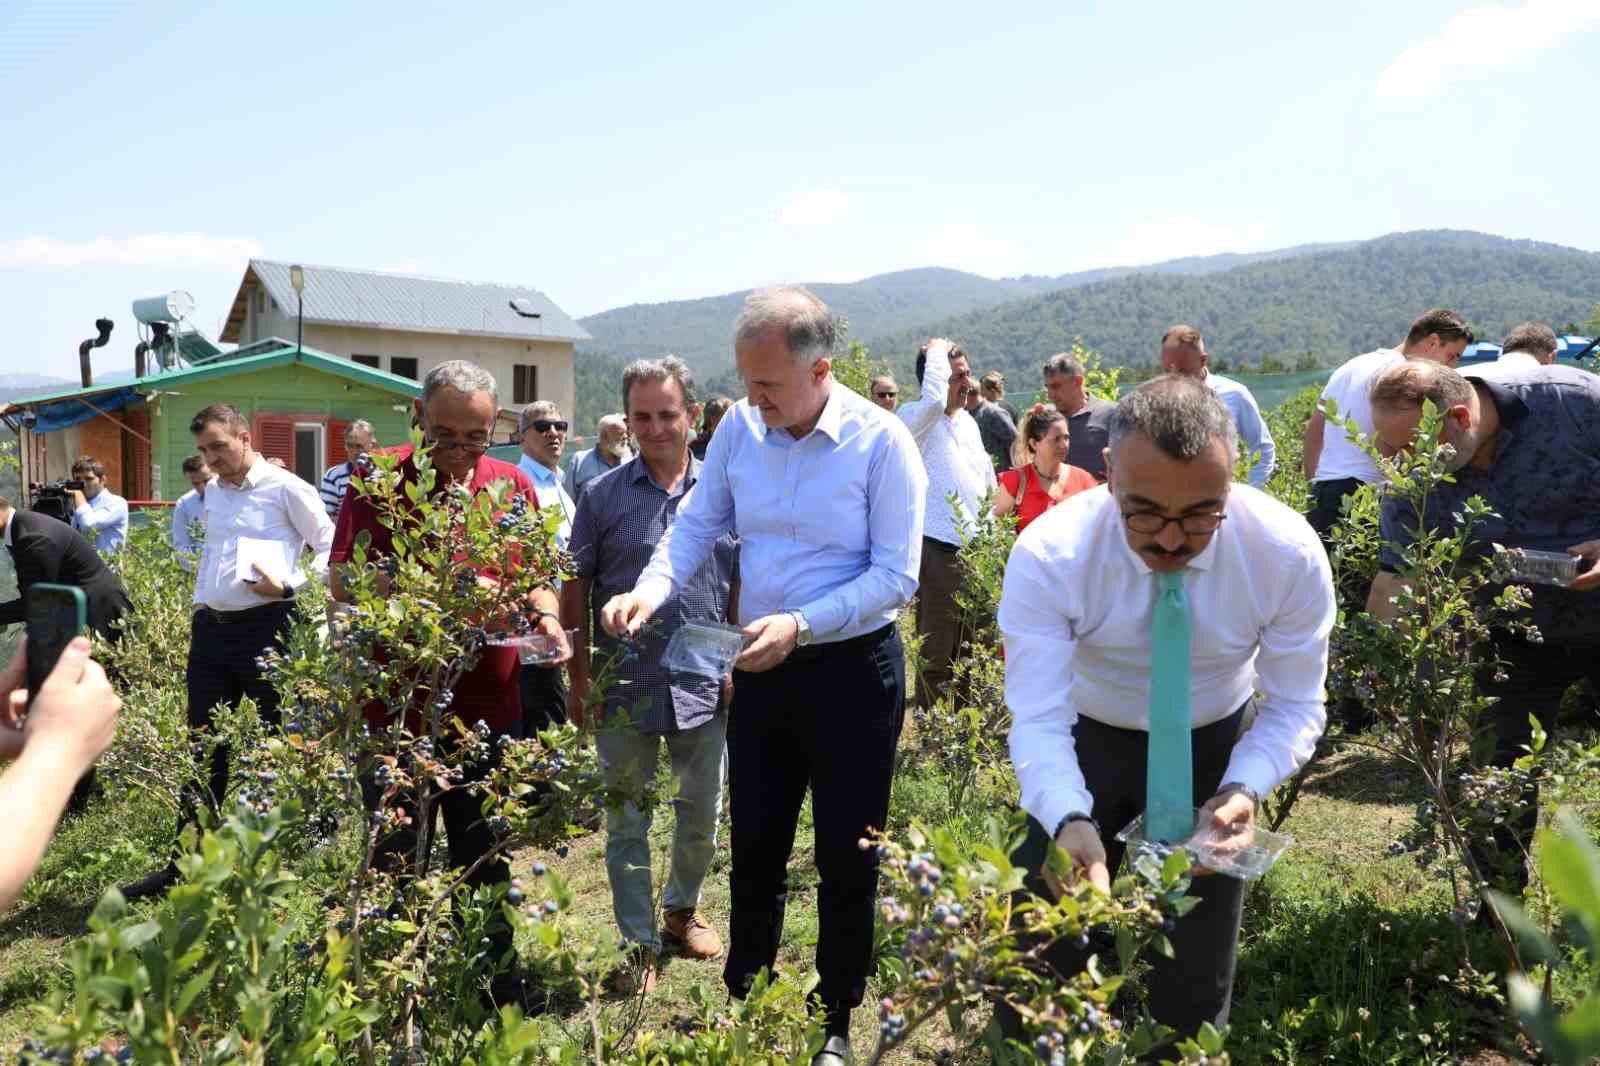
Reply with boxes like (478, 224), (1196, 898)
(1115, 807), (1292, 882)
(487, 629), (579, 665)
(661, 621), (749, 679)
(1493, 546), (1582, 587)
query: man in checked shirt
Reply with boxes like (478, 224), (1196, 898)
(563, 355), (737, 996)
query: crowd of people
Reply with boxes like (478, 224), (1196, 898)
(1, 284), (1597, 1065)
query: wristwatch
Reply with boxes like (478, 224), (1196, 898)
(788, 610), (813, 647)
(1054, 811), (1099, 838)
(1216, 782), (1260, 806)
(280, 582), (296, 601)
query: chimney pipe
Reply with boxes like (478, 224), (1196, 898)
(78, 318), (114, 388)
(134, 341), (149, 379)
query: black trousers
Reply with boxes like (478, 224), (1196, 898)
(1003, 706), (1249, 1044)
(1474, 637), (1600, 894)
(519, 660), (568, 737)
(182, 602), (294, 820)
(1306, 477), (1362, 547)
(724, 625), (905, 1036)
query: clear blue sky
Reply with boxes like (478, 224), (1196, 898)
(4, 0), (1598, 379)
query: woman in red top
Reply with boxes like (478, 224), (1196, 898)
(993, 404), (1098, 533)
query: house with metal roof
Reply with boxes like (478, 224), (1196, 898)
(0, 340), (421, 505)
(220, 259), (591, 421)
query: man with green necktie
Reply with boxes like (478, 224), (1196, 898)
(997, 374), (1335, 1043)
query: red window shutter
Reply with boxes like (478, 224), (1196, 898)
(329, 419), (351, 465)
(252, 414), (296, 467)
(125, 409), (152, 499)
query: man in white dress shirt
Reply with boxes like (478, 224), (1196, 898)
(123, 402), (334, 899)
(169, 455), (212, 570)
(516, 400), (577, 735)
(1468, 321), (1559, 379)
(1160, 325), (1276, 489)
(899, 338), (996, 708)
(999, 374), (1334, 1041)
(601, 286), (926, 1066)
(1302, 308), (1471, 547)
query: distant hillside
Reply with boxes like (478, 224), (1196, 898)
(576, 244), (1344, 371)
(863, 230), (1600, 382)
(0, 373), (73, 403)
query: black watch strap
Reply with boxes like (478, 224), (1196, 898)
(1053, 811), (1099, 838)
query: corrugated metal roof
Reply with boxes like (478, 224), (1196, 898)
(239, 260), (592, 344)
(1, 340), (421, 409)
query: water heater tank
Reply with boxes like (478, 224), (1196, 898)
(132, 290), (195, 325)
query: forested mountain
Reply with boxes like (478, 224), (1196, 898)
(861, 231), (1600, 382)
(576, 244), (1344, 370)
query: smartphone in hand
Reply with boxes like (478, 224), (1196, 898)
(24, 584), (88, 706)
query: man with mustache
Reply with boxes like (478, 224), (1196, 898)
(1366, 359), (1600, 895)
(999, 374), (1334, 1045)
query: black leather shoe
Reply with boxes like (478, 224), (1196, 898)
(812, 1035), (850, 1066)
(119, 863), (179, 901)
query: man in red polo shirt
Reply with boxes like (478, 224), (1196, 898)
(330, 361), (567, 934)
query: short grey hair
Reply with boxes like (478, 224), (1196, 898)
(1043, 353), (1085, 379)
(1108, 374), (1237, 462)
(519, 400), (561, 431)
(597, 413), (628, 436)
(422, 359), (498, 409)
(345, 418), (375, 440)
(1501, 321), (1558, 359)
(622, 355), (697, 413)
(734, 285), (835, 364)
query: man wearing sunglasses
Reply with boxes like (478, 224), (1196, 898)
(515, 402), (576, 736)
(999, 374), (1333, 1046)
(869, 374), (899, 413)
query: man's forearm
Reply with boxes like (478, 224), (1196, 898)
(561, 579), (591, 692)
(1366, 571), (1406, 620)
(0, 742), (85, 911)
(1302, 411), (1325, 480)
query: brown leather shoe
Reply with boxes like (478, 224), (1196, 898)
(614, 946), (658, 996)
(662, 907), (723, 960)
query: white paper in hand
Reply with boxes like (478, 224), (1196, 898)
(236, 536), (292, 584)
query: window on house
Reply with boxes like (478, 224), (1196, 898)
(351, 354), (381, 368)
(514, 364), (537, 405)
(293, 423), (326, 486)
(389, 356), (419, 380)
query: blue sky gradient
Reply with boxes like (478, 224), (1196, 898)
(3, 0), (1598, 379)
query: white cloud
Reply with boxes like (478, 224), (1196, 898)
(1375, 0), (1600, 99)
(779, 188), (850, 228)
(1073, 217), (1274, 271)
(0, 232), (264, 268)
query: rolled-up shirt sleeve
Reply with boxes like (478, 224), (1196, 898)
(999, 531), (1092, 832)
(797, 424), (928, 639)
(635, 426), (736, 611)
(1222, 542), (1334, 796)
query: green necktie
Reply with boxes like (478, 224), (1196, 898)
(1146, 569), (1193, 844)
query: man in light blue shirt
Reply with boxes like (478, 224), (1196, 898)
(1162, 325), (1276, 488)
(170, 454), (212, 570)
(602, 286), (927, 1066)
(515, 401), (575, 548)
(69, 455), (129, 552)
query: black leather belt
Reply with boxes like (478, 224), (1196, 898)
(196, 601), (293, 624)
(785, 622), (896, 664)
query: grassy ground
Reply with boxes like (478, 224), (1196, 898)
(3, 717), (1589, 1063)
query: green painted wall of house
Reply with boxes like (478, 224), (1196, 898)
(147, 363), (414, 499)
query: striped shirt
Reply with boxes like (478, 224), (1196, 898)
(319, 462), (353, 518)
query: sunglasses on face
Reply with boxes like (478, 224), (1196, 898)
(528, 420), (568, 434)
(874, 390), (898, 399)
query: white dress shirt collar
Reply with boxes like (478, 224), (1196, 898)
(759, 381), (846, 445)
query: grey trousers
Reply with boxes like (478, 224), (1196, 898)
(915, 537), (966, 708)
(595, 714), (728, 951)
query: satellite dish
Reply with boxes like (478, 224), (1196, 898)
(509, 298), (542, 319)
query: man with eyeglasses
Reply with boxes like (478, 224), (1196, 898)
(515, 401), (576, 735)
(869, 374), (899, 413)
(998, 374), (1333, 1045)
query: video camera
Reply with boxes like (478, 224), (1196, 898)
(29, 479), (86, 523)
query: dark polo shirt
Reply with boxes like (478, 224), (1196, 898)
(1065, 395), (1114, 481)
(1379, 364), (1600, 642)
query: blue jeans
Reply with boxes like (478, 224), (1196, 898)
(595, 714), (728, 951)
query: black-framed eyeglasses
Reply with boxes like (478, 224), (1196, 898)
(527, 419), (568, 434)
(427, 435), (490, 455)
(1121, 510), (1227, 535)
